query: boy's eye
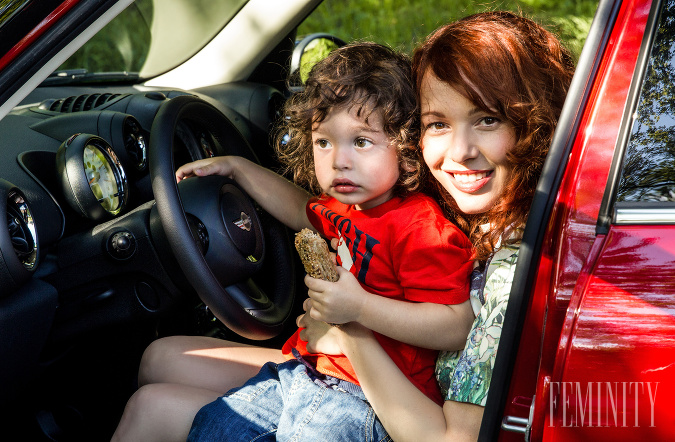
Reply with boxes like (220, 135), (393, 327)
(316, 139), (330, 149)
(354, 138), (372, 148)
(425, 122), (446, 131)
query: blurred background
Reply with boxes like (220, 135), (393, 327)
(298, 0), (598, 59)
(59, 0), (598, 76)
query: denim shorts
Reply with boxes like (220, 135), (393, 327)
(187, 359), (392, 442)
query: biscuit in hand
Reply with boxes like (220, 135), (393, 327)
(294, 228), (338, 282)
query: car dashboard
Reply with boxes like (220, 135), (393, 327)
(0, 81), (287, 408)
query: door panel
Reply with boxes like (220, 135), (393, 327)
(545, 225), (675, 440)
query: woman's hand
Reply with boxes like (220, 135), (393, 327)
(297, 299), (343, 355)
(175, 156), (237, 182)
(305, 267), (367, 325)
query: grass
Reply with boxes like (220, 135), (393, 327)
(298, 0), (599, 59)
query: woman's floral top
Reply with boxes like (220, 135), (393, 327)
(435, 243), (520, 406)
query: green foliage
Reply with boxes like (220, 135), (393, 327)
(60, 0), (598, 74)
(300, 39), (340, 83)
(617, 0), (675, 202)
(59, 0), (152, 73)
(298, 0), (599, 59)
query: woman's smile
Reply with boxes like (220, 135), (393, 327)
(446, 170), (494, 193)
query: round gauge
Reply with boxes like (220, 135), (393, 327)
(56, 134), (128, 220)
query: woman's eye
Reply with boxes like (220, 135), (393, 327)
(479, 116), (501, 127)
(354, 138), (372, 148)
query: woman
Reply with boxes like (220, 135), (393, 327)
(298, 11), (574, 440)
(112, 11), (574, 441)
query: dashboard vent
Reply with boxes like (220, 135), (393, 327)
(39, 93), (130, 113)
(6, 191), (38, 270)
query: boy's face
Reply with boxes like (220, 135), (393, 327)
(312, 104), (400, 210)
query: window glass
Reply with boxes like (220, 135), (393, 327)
(617, 0), (675, 203)
(58, 0), (248, 78)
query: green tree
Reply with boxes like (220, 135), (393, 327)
(618, 0), (675, 202)
(298, 0), (598, 59)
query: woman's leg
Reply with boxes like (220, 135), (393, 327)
(138, 335), (286, 391)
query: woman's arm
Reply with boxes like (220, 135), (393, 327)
(305, 268), (474, 350)
(176, 156), (313, 232)
(338, 323), (483, 442)
(298, 313), (483, 441)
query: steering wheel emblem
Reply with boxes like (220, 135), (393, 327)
(233, 211), (252, 231)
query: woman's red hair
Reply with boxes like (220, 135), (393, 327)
(413, 11), (575, 260)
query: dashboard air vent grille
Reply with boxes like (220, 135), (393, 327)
(39, 93), (130, 113)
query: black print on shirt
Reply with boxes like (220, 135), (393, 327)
(310, 202), (380, 284)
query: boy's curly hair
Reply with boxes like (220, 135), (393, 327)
(274, 42), (421, 196)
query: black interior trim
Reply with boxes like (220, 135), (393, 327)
(478, 0), (623, 439)
(0, 0), (64, 57)
(0, 0), (120, 107)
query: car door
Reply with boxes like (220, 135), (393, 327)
(479, 0), (675, 440)
(541, 0), (675, 437)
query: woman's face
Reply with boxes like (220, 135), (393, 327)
(420, 73), (516, 215)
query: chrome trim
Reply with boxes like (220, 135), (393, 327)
(615, 207), (675, 224)
(501, 415), (528, 434)
(233, 212), (252, 231)
(501, 394), (535, 440)
(8, 190), (38, 270)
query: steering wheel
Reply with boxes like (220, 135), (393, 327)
(148, 95), (296, 340)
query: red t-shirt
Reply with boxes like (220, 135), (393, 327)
(282, 193), (473, 405)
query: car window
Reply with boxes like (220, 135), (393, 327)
(57, 0), (248, 79)
(616, 0), (675, 204)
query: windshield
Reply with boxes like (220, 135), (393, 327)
(56, 0), (248, 80)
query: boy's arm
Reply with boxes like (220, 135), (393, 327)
(305, 267), (474, 351)
(176, 156), (313, 232)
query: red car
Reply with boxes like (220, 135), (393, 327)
(0, 0), (671, 441)
(489, 0), (675, 440)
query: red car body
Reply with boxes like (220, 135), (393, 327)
(489, 0), (675, 440)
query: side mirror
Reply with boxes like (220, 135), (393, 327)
(288, 33), (345, 92)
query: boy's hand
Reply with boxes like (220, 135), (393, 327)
(297, 300), (343, 355)
(175, 156), (236, 182)
(305, 267), (366, 325)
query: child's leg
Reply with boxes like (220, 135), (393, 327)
(187, 361), (288, 442)
(187, 360), (391, 442)
(139, 335), (286, 392)
(112, 336), (285, 441)
(277, 379), (391, 442)
(111, 383), (220, 442)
